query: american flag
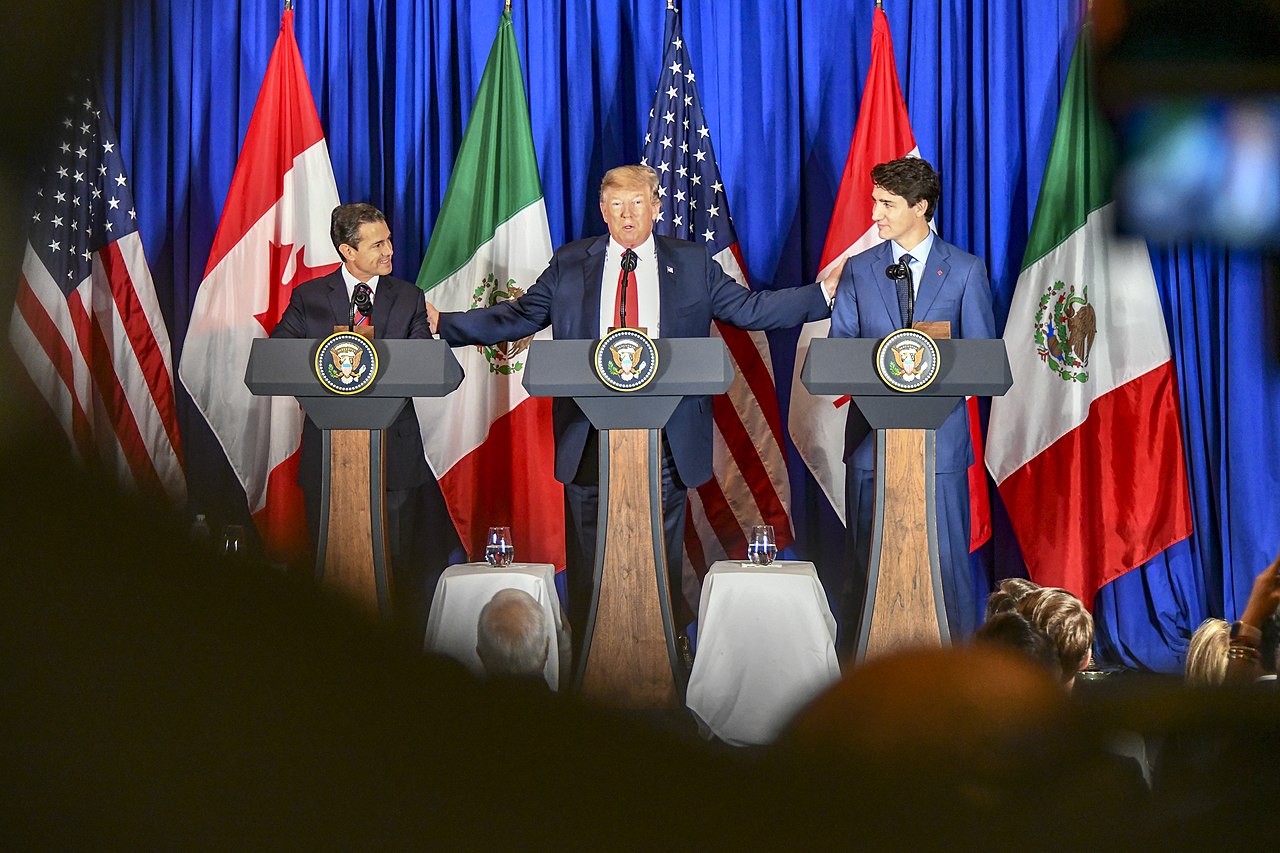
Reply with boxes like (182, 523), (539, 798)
(10, 83), (185, 501)
(641, 2), (794, 621)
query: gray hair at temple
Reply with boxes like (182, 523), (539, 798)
(476, 588), (549, 680)
(599, 164), (661, 202)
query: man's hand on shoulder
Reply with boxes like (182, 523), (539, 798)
(821, 255), (847, 305)
(425, 297), (440, 335)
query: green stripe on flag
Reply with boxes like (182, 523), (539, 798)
(1021, 25), (1117, 271)
(417, 11), (543, 292)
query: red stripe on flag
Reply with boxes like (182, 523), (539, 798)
(98, 241), (184, 465)
(682, 500), (708, 577)
(437, 397), (566, 570)
(203, 9), (325, 277)
(819, 8), (916, 271)
(710, 395), (793, 547)
(695, 475), (749, 559)
(966, 396), (992, 551)
(253, 449), (310, 563)
(14, 277), (95, 461)
(715, 321), (785, 448)
(996, 362), (1193, 607)
(67, 289), (163, 493)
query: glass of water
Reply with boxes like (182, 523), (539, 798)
(747, 524), (777, 566)
(221, 524), (245, 558)
(484, 526), (514, 567)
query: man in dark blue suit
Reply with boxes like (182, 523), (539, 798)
(272, 203), (448, 637)
(829, 157), (996, 644)
(427, 165), (836, 653)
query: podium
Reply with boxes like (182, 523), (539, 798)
(801, 338), (1011, 663)
(524, 338), (733, 709)
(245, 338), (462, 616)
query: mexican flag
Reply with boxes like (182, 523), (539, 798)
(984, 25), (1193, 607)
(414, 10), (564, 569)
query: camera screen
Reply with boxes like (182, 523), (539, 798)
(1113, 97), (1280, 247)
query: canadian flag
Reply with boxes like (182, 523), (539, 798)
(178, 8), (340, 560)
(788, 6), (991, 549)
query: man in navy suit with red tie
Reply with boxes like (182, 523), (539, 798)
(829, 157), (997, 644)
(272, 203), (445, 636)
(427, 165), (837, 655)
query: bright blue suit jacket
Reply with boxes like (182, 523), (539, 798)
(829, 236), (996, 473)
(438, 234), (831, 487)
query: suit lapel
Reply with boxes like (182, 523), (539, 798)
(371, 276), (397, 332)
(326, 272), (350, 328)
(656, 237), (677, 336)
(581, 237), (607, 336)
(913, 238), (950, 321)
(871, 242), (903, 327)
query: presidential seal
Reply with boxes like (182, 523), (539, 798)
(594, 328), (658, 392)
(875, 328), (941, 393)
(315, 331), (379, 395)
(1034, 280), (1096, 383)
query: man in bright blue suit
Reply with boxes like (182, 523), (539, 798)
(829, 156), (997, 646)
(427, 165), (837, 658)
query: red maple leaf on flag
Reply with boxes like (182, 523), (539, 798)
(254, 240), (340, 333)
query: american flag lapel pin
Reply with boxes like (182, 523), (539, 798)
(666, 265), (674, 273)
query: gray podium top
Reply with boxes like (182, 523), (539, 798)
(801, 338), (1012, 430)
(523, 338), (734, 431)
(244, 338), (462, 431)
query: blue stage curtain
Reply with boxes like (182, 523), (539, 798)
(94, 0), (1272, 672)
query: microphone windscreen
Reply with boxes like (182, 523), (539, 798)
(621, 249), (638, 273)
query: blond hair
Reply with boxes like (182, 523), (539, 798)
(1184, 618), (1230, 688)
(600, 164), (660, 202)
(1016, 587), (1093, 684)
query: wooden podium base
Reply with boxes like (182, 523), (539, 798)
(578, 428), (681, 710)
(317, 428), (393, 618)
(855, 427), (949, 663)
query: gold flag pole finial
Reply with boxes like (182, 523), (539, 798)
(668, 0), (677, 11)
(505, 0), (511, 13)
(876, 0), (883, 9)
(285, 0), (293, 10)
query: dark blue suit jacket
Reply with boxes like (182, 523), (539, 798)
(270, 270), (432, 494)
(830, 236), (996, 473)
(438, 234), (831, 487)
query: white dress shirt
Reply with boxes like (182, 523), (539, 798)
(340, 264), (380, 300)
(598, 235), (661, 337)
(889, 229), (935, 299)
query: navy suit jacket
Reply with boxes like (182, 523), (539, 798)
(830, 236), (996, 473)
(270, 270), (432, 494)
(438, 234), (831, 487)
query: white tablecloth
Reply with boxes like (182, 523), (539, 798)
(423, 563), (570, 691)
(685, 560), (841, 746)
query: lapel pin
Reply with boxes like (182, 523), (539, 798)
(666, 265), (674, 274)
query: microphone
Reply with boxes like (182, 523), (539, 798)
(619, 249), (638, 328)
(350, 282), (373, 328)
(885, 260), (915, 328)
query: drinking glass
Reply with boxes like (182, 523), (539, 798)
(747, 525), (777, 566)
(221, 524), (245, 558)
(484, 526), (514, 567)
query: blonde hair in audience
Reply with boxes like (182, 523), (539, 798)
(1184, 617), (1230, 688)
(1016, 587), (1093, 685)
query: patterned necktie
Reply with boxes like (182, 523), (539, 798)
(896, 253), (915, 328)
(613, 253), (639, 329)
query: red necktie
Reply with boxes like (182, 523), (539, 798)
(613, 263), (638, 329)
